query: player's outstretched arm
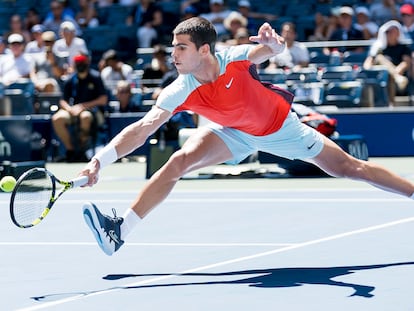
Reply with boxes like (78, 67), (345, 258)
(80, 105), (171, 186)
(111, 105), (171, 157)
(248, 22), (285, 64)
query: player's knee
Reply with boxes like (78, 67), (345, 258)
(164, 150), (191, 179)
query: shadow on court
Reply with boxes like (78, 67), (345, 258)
(32, 261), (414, 302)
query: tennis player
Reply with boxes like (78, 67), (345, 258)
(80, 17), (414, 256)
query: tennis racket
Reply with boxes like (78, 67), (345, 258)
(10, 167), (88, 228)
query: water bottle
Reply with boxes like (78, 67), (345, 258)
(330, 48), (341, 66)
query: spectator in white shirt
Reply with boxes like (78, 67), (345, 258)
(25, 24), (47, 54)
(0, 33), (35, 115)
(0, 34), (34, 86)
(354, 6), (379, 39)
(52, 21), (88, 79)
(99, 49), (133, 93)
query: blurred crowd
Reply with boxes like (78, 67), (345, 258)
(0, 0), (413, 162)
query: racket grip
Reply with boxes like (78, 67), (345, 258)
(71, 176), (89, 188)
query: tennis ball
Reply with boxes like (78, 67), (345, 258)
(0, 176), (16, 192)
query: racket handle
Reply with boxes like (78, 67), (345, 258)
(71, 176), (89, 188)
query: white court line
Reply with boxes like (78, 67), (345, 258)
(0, 242), (294, 247)
(69, 187), (414, 194)
(0, 187), (408, 196)
(0, 198), (409, 205)
(17, 216), (414, 311)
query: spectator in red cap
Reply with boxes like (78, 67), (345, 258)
(52, 53), (108, 162)
(400, 3), (414, 48)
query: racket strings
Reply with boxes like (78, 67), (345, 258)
(12, 171), (54, 226)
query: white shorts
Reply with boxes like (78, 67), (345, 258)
(207, 112), (325, 164)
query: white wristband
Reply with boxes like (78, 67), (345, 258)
(410, 193), (414, 200)
(93, 144), (118, 169)
(269, 42), (285, 54)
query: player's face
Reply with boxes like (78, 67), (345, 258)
(171, 34), (203, 74)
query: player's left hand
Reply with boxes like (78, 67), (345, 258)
(249, 22), (285, 54)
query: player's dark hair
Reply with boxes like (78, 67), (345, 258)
(173, 17), (217, 54)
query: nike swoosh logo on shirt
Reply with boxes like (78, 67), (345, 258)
(225, 78), (234, 89)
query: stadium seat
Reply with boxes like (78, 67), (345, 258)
(0, 8), (13, 34)
(355, 66), (389, 107)
(82, 26), (120, 67)
(82, 26), (119, 52)
(258, 68), (287, 86)
(135, 47), (155, 70)
(320, 65), (356, 84)
(295, 16), (316, 42)
(342, 50), (368, 67)
(3, 80), (36, 115)
(158, 1), (181, 14)
(291, 82), (325, 106)
(34, 92), (62, 114)
(285, 67), (319, 87)
(308, 51), (331, 68)
(115, 24), (138, 61)
(284, 3), (312, 18)
(323, 81), (363, 108)
(105, 4), (133, 25)
(314, 3), (333, 16)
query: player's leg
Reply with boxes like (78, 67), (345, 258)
(131, 126), (233, 218)
(310, 135), (414, 197)
(83, 127), (233, 255)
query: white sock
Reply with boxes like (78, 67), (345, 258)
(121, 209), (141, 239)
